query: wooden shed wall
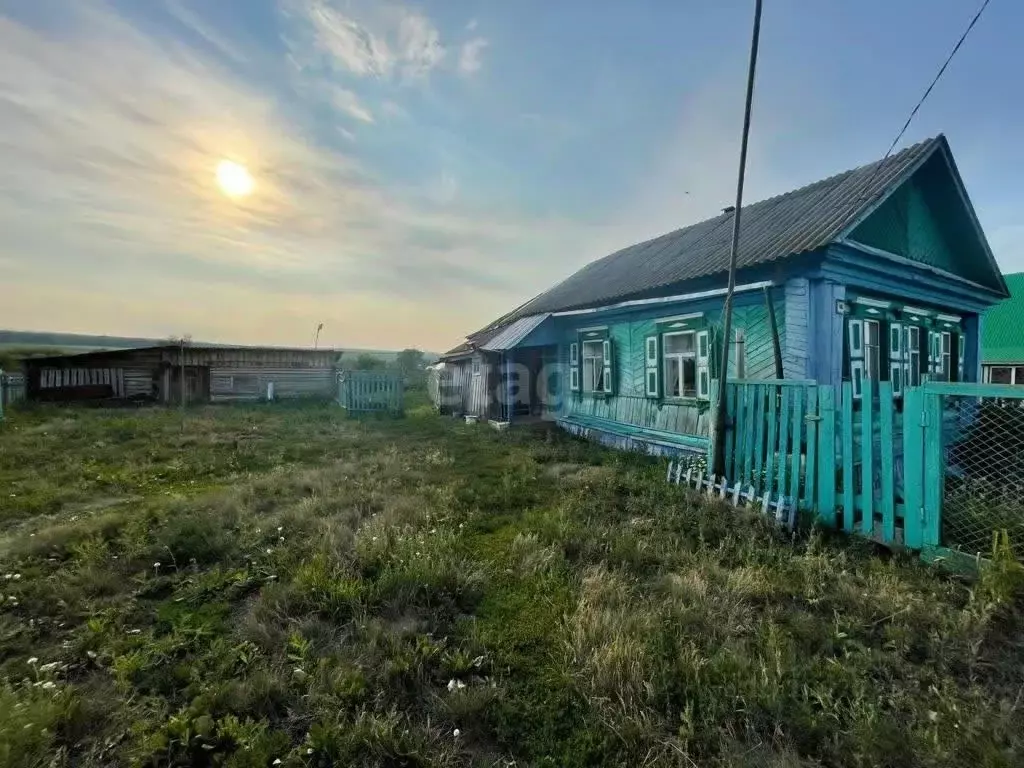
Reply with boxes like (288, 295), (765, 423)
(447, 357), (489, 417)
(36, 367), (154, 398)
(209, 366), (335, 402)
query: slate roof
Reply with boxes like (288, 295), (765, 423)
(982, 273), (1024, 364)
(479, 314), (551, 351)
(473, 135), (975, 340)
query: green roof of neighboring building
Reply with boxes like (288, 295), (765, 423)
(983, 272), (1024, 363)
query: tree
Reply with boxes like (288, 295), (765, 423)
(394, 348), (426, 388)
(353, 353), (386, 371)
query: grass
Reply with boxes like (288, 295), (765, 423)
(0, 399), (1022, 767)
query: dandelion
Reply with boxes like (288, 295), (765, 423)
(12, 574), (21, 581)
(430, 528), (437, 534)
(447, 679), (466, 692)
(27, 657), (38, 665)
(307, 747), (314, 755)
(453, 728), (461, 739)
(153, 562), (161, 569)
(4, 574), (12, 580)
(86, 651), (98, 659)
(279, 536), (285, 542)
(266, 548), (273, 554)
(277, 526), (283, 532)
(372, 536), (378, 542)
(272, 760), (282, 766)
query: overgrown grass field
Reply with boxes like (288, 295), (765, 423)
(1, 401), (1022, 767)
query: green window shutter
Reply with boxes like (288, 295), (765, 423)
(848, 318), (864, 359)
(851, 361), (865, 399)
(696, 329), (710, 399)
(889, 321), (903, 397)
(644, 335), (659, 398)
(848, 319), (864, 399)
(569, 342), (579, 391)
(602, 339), (614, 394)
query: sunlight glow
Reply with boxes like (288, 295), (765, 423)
(216, 159), (254, 198)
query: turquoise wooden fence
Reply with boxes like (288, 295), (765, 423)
(337, 371), (404, 415)
(717, 379), (912, 548)
(715, 379), (1024, 562)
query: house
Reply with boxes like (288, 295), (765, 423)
(23, 344), (340, 404)
(981, 272), (1024, 385)
(437, 135), (1008, 456)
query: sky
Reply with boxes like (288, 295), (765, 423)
(0, 0), (1021, 353)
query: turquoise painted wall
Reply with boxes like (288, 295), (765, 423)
(558, 290), (787, 438)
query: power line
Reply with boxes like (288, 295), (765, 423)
(880, 0), (992, 164)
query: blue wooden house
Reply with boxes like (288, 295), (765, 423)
(438, 136), (1008, 457)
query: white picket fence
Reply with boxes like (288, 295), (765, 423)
(666, 460), (797, 531)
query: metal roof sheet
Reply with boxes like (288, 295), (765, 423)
(983, 273), (1024, 363)
(474, 137), (952, 338)
(479, 314), (550, 351)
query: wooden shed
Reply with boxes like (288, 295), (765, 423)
(23, 344), (340, 404)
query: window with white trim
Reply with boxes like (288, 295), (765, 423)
(663, 331), (696, 398)
(905, 326), (922, 387)
(581, 340), (605, 393)
(471, 358), (481, 377)
(985, 366), (1024, 385)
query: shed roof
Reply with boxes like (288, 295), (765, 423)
(478, 314), (550, 351)
(982, 273), (1024, 364)
(23, 343), (338, 365)
(473, 135), (1004, 339)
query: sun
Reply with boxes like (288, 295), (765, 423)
(216, 159), (254, 198)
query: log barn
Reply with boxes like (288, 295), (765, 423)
(23, 344), (339, 404)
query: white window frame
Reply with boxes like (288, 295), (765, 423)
(940, 332), (952, 382)
(581, 339), (605, 393)
(985, 365), (1024, 385)
(471, 358), (481, 377)
(663, 330), (697, 399)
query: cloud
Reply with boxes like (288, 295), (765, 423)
(458, 38), (488, 76)
(329, 86), (374, 123)
(285, 0), (447, 81)
(0, 1), (584, 350)
(466, 19), (478, 32)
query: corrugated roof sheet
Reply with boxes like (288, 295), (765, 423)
(479, 314), (550, 351)
(983, 273), (1024, 363)
(474, 137), (950, 338)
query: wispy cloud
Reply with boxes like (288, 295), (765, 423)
(285, 0), (448, 81)
(458, 38), (489, 76)
(329, 86), (374, 123)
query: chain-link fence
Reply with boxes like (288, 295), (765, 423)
(941, 393), (1024, 561)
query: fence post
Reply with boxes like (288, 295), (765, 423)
(903, 386), (924, 549)
(860, 384), (874, 537)
(816, 385), (836, 526)
(841, 382), (855, 533)
(878, 381), (896, 544)
(803, 385), (818, 513)
(922, 389), (943, 547)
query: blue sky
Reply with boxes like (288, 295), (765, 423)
(1, 0), (1020, 351)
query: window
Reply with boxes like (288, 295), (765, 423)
(985, 366), (1024, 385)
(663, 331), (696, 398)
(471, 358), (481, 377)
(581, 340), (605, 393)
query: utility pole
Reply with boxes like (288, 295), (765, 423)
(713, 0), (763, 477)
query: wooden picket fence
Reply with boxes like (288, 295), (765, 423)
(337, 371), (404, 415)
(710, 379), (923, 550)
(710, 378), (1024, 561)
